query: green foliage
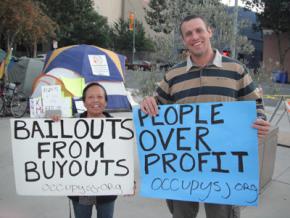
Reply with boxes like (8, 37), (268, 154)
(145, 0), (255, 57)
(242, 0), (290, 33)
(242, 0), (290, 69)
(187, 3), (254, 55)
(126, 70), (165, 97)
(0, 0), (56, 51)
(151, 34), (175, 63)
(250, 59), (282, 95)
(110, 19), (130, 51)
(144, 0), (173, 34)
(111, 18), (154, 52)
(145, 0), (220, 34)
(67, 10), (110, 46)
(36, 0), (110, 47)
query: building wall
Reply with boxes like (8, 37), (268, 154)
(92, 0), (175, 62)
(92, 0), (154, 35)
(92, 0), (124, 24)
(123, 0), (155, 36)
(263, 32), (290, 77)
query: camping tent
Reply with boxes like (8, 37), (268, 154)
(8, 58), (44, 96)
(32, 44), (131, 111)
(0, 49), (17, 76)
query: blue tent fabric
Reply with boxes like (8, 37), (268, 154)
(73, 95), (131, 113)
(43, 45), (125, 82)
(42, 44), (131, 111)
(107, 95), (131, 110)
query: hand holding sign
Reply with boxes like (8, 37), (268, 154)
(140, 96), (158, 116)
(252, 118), (270, 140)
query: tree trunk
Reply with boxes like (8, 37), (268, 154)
(281, 34), (290, 70)
(8, 31), (18, 52)
(276, 32), (283, 70)
(6, 35), (11, 51)
(33, 40), (37, 58)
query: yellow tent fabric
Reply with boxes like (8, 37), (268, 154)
(0, 48), (12, 79)
(32, 74), (74, 98)
(61, 77), (85, 97)
(0, 61), (4, 79)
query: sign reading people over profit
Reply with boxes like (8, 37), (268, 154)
(133, 101), (259, 206)
(10, 118), (135, 196)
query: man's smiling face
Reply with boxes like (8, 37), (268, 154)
(180, 18), (213, 58)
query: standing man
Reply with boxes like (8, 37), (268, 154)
(140, 14), (270, 218)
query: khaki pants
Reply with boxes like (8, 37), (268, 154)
(166, 200), (240, 218)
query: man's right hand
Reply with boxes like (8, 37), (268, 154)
(140, 96), (158, 116)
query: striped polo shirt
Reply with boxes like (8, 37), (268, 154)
(156, 50), (266, 119)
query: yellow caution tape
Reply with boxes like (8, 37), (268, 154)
(263, 94), (290, 100)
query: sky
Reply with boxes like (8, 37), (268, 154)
(220, 0), (262, 13)
(220, 0), (247, 7)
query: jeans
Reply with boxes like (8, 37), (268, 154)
(72, 199), (115, 218)
(166, 200), (240, 218)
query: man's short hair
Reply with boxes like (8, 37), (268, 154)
(179, 14), (209, 36)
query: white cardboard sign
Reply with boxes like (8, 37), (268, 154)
(41, 85), (62, 111)
(29, 97), (44, 118)
(10, 118), (135, 196)
(88, 55), (110, 76)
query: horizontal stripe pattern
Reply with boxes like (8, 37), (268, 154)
(172, 86), (239, 100)
(168, 68), (244, 86)
(156, 86), (173, 103)
(156, 54), (266, 120)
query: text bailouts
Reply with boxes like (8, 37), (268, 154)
(13, 118), (134, 182)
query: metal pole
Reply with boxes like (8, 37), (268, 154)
(231, 0), (238, 59)
(269, 96), (284, 123)
(132, 13), (136, 63)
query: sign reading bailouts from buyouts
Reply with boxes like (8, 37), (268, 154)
(10, 118), (135, 196)
(133, 101), (259, 206)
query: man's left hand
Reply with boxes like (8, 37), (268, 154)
(252, 119), (270, 139)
